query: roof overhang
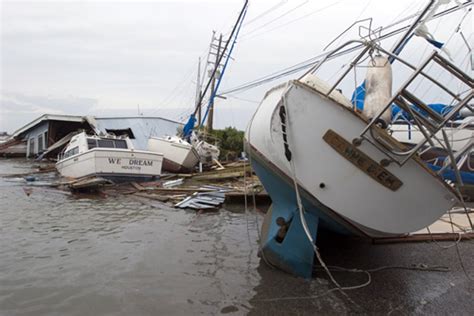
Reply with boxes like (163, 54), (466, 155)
(12, 114), (85, 138)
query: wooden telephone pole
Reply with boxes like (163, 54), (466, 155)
(207, 33), (223, 132)
(195, 57), (202, 124)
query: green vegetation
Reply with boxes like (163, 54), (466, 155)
(209, 127), (244, 161)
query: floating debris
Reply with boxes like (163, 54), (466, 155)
(162, 178), (184, 188)
(175, 186), (230, 210)
(68, 176), (112, 191)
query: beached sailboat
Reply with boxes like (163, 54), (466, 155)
(147, 135), (200, 173)
(57, 131), (163, 182)
(245, 0), (472, 277)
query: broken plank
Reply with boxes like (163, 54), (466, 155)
(130, 182), (145, 191)
(192, 171), (246, 181)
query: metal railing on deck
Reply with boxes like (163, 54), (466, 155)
(303, 38), (473, 187)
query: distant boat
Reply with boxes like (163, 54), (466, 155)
(389, 103), (473, 188)
(245, 1), (471, 278)
(56, 131), (163, 182)
(391, 112), (473, 152)
(147, 135), (200, 173)
(190, 131), (220, 165)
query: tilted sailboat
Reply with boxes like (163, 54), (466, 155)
(147, 135), (200, 173)
(245, 0), (472, 278)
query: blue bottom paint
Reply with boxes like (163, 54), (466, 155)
(251, 156), (351, 278)
(428, 164), (474, 185)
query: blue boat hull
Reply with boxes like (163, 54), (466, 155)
(250, 148), (359, 278)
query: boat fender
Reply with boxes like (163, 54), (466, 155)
(363, 55), (392, 128)
(278, 105), (292, 161)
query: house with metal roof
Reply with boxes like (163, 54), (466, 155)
(90, 116), (182, 150)
(0, 114), (91, 157)
(0, 114), (183, 158)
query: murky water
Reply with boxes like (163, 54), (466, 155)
(0, 159), (266, 315)
(1, 159), (473, 315)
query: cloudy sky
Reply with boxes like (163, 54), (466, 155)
(0, 0), (471, 133)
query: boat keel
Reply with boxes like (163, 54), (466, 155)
(260, 204), (319, 279)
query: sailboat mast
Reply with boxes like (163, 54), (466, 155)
(390, 0), (436, 56)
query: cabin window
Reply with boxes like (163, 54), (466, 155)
(88, 138), (128, 149)
(97, 139), (115, 148)
(114, 139), (128, 149)
(87, 139), (97, 149)
(64, 146), (79, 158)
(105, 128), (135, 139)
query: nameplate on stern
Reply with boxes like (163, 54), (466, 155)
(323, 129), (402, 191)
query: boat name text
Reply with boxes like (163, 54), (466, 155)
(108, 158), (153, 169)
(323, 129), (403, 191)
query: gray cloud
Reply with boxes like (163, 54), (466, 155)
(0, 92), (98, 132)
(2, 0), (468, 134)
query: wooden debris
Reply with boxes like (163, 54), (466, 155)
(373, 212), (474, 244)
(162, 178), (184, 188)
(213, 159), (225, 170)
(192, 170), (247, 181)
(69, 177), (112, 190)
(130, 182), (145, 191)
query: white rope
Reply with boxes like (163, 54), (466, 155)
(281, 86), (371, 293)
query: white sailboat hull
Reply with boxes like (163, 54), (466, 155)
(246, 80), (458, 237)
(148, 137), (200, 173)
(56, 148), (163, 181)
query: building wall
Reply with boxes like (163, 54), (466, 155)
(24, 122), (49, 157)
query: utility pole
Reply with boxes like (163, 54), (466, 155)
(207, 33), (222, 132)
(195, 57), (202, 124)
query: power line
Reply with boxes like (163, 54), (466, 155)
(243, 0), (288, 26)
(240, 0), (310, 38)
(220, 2), (471, 96)
(241, 1), (342, 42)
